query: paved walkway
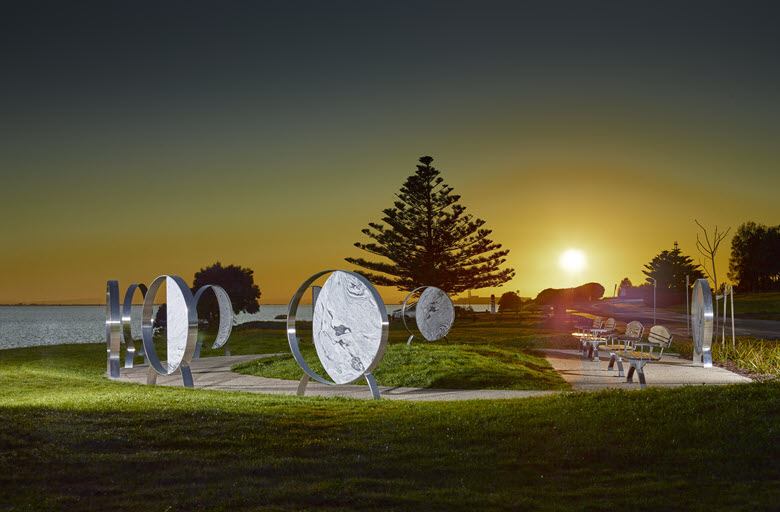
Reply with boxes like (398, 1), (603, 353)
(542, 348), (751, 391)
(110, 349), (753, 400)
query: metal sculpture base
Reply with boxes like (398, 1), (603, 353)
(146, 364), (194, 388)
(296, 373), (381, 399)
(702, 349), (712, 368)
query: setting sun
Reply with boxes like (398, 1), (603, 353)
(559, 249), (586, 273)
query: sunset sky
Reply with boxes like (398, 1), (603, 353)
(1, 1), (778, 305)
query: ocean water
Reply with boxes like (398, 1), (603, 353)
(0, 303), (490, 350)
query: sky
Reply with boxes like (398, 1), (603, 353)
(1, 0), (779, 305)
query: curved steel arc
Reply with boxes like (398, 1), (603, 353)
(287, 270), (389, 393)
(192, 285), (233, 357)
(692, 278), (714, 367)
(287, 270), (336, 386)
(141, 275), (199, 386)
(121, 283), (147, 368)
(106, 280), (122, 379)
(402, 286), (428, 345)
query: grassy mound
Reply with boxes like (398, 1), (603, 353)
(233, 342), (569, 390)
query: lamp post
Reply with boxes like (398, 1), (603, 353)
(650, 278), (657, 325)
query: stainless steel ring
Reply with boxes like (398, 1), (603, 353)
(401, 286), (428, 344)
(121, 283), (148, 368)
(692, 278), (714, 367)
(287, 270), (389, 388)
(192, 284), (233, 354)
(141, 275), (199, 385)
(106, 280), (122, 379)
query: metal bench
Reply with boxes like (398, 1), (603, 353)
(614, 325), (672, 388)
(573, 316), (603, 356)
(603, 320), (644, 376)
(581, 317), (616, 361)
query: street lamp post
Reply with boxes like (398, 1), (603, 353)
(650, 278), (657, 325)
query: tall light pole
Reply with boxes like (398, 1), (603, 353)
(650, 278), (657, 325)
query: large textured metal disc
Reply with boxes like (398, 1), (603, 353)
(312, 271), (385, 384)
(692, 278), (713, 356)
(416, 286), (455, 341)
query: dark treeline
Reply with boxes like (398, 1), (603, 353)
(728, 221), (780, 292)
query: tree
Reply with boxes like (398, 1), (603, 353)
(498, 291), (523, 312)
(346, 156), (515, 294)
(192, 262), (261, 327)
(727, 221), (780, 292)
(695, 220), (731, 294)
(642, 245), (704, 292)
(618, 277), (632, 295)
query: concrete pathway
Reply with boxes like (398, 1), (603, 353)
(110, 349), (754, 400)
(542, 348), (752, 391)
(112, 354), (556, 401)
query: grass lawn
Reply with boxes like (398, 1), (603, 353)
(232, 318), (570, 391)
(670, 291), (780, 321)
(1, 319), (778, 511)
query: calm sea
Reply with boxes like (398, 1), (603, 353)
(0, 304), (490, 350)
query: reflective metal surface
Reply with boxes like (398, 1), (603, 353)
(141, 275), (199, 387)
(401, 286), (454, 344)
(192, 284), (233, 358)
(105, 280), (122, 379)
(692, 278), (714, 367)
(287, 270), (388, 399)
(121, 283), (147, 368)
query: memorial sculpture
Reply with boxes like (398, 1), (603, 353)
(401, 286), (455, 344)
(691, 278), (714, 368)
(121, 283), (148, 368)
(142, 275), (199, 387)
(192, 284), (233, 358)
(105, 275), (234, 387)
(106, 280), (122, 379)
(287, 270), (388, 399)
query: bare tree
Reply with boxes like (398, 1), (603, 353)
(695, 220), (731, 344)
(695, 220), (731, 292)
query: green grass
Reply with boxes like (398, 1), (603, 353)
(234, 342), (569, 391)
(1, 321), (778, 510)
(677, 337), (780, 375)
(670, 291), (780, 320)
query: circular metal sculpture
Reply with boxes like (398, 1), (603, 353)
(142, 275), (199, 387)
(106, 280), (122, 379)
(121, 283), (148, 368)
(401, 286), (455, 345)
(691, 278), (714, 368)
(192, 284), (233, 358)
(287, 270), (388, 399)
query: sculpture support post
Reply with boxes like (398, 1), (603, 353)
(692, 278), (713, 368)
(106, 280), (122, 379)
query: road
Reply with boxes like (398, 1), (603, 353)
(570, 299), (780, 340)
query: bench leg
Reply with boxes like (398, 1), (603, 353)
(592, 344), (599, 362)
(637, 367), (647, 389)
(626, 364), (635, 383)
(616, 357), (624, 377)
(607, 353), (615, 370)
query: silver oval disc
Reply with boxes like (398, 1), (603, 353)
(416, 286), (455, 341)
(692, 278), (713, 356)
(312, 271), (385, 384)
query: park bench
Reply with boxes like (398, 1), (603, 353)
(572, 316), (603, 339)
(614, 325), (672, 389)
(603, 320), (644, 376)
(580, 317), (617, 361)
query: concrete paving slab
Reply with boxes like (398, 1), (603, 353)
(110, 354), (557, 401)
(542, 348), (752, 391)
